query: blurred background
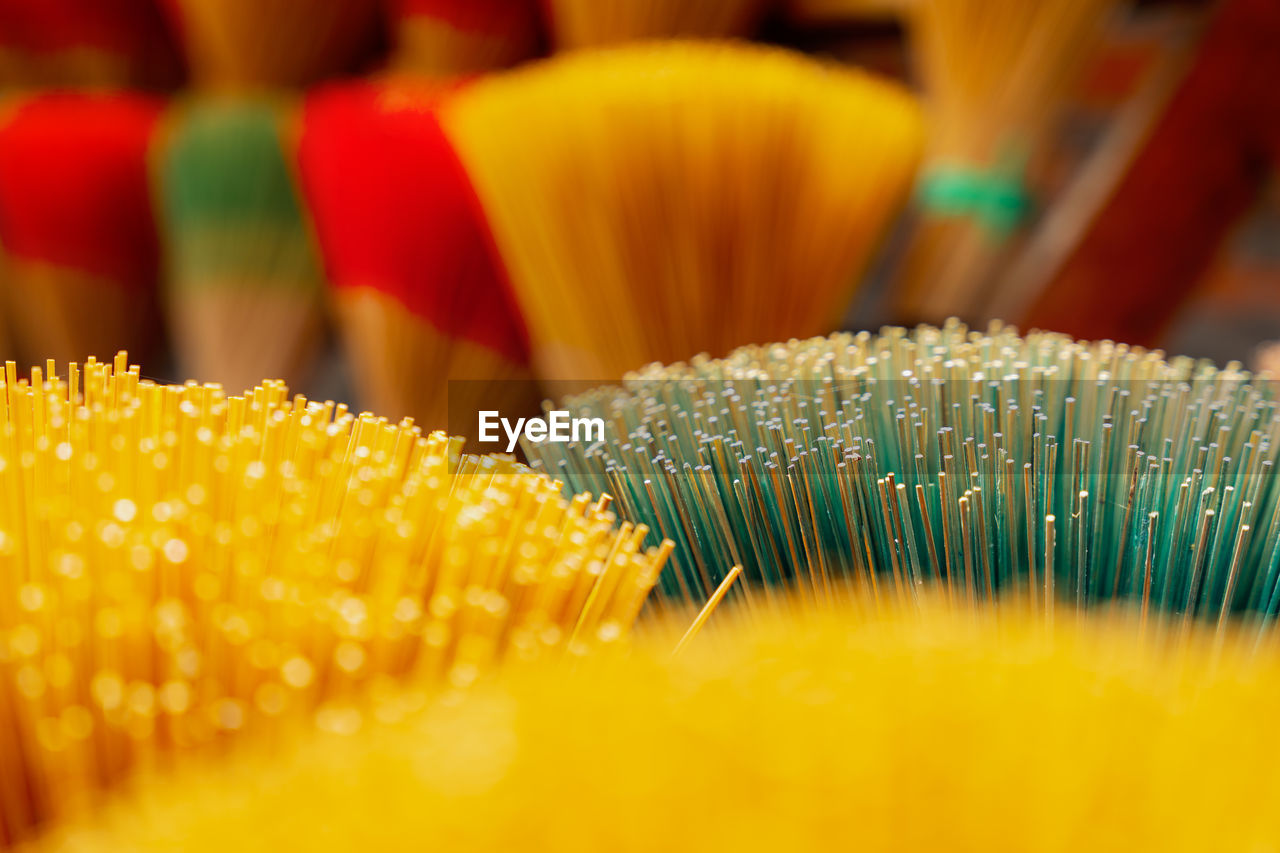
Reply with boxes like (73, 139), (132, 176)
(0, 0), (1276, 427)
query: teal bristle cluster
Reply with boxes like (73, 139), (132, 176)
(526, 321), (1280, 631)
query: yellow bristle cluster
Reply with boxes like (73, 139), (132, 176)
(0, 353), (670, 845)
(444, 41), (924, 386)
(40, 596), (1280, 852)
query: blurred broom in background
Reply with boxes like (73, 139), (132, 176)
(151, 95), (327, 394)
(34, 596), (1280, 852)
(299, 79), (538, 436)
(0, 92), (165, 367)
(533, 321), (1280, 627)
(444, 41), (923, 388)
(387, 0), (541, 75)
(0, 352), (670, 847)
(895, 0), (1117, 324)
(0, 0), (180, 88)
(541, 0), (769, 49)
(155, 0), (381, 89)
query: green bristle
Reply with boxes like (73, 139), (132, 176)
(157, 97), (322, 293)
(527, 320), (1280, 630)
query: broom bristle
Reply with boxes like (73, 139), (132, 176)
(0, 353), (670, 846)
(152, 95), (327, 394)
(0, 92), (164, 366)
(34, 596), (1280, 852)
(155, 0), (380, 88)
(443, 41), (923, 387)
(530, 320), (1280, 636)
(298, 79), (536, 432)
(543, 0), (769, 49)
(389, 0), (540, 75)
(896, 0), (1118, 321)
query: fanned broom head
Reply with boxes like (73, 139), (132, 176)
(542, 0), (769, 49)
(444, 41), (924, 387)
(0, 92), (164, 366)
(152, 95), (327, 393)
(0, 0), (179, 87)
(0, 353), (670, 846)
(389, 0), (541, 75)
(531, 321), (1280, 635)
(155, 0), (381, 89)
(33, 596), (1280, 852)
(298, 79), (536, 433)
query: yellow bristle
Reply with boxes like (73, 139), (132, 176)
(0, 354), (670, 846)
(38, 596), (1280, 852)
(444, 41), (924, 387)
(543, 0), (768, 49)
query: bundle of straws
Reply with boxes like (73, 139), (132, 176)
(444, 40), (923, 387)
(531, 321), (1280, 636)
(0, 353), (670, 846)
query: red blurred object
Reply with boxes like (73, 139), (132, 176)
(0, 92), (165, 362)
(298, 79), (533, 429)
(0, 0), (180, 87)
(299, 79), (526, 360)
(1025, 0), (1280, 346)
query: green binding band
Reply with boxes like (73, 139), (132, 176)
(917, 164), (1031, 239)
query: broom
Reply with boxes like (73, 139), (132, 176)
(298, 79), (538, 436)
(154, 0), (381, 89)
(542, 0), (769, 49)
(443, 41), (924, 389)
(0, 351), (671, 847)
(894, 0), (1117, 323)
(0, 92), (165, 367)
(0, 0), (179, 88)
(36, 595), (1280, 852)
(388, 0), (541, 75)
(530, 320), (1280, 631)
(151, 95), (327, 395)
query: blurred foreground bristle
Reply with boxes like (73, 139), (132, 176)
(0, 353), (669, 846)
(36, 595), (1280, 852)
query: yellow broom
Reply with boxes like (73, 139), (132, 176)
(443, 41), (923, 388)
(0, 353), (671, 846)
(36, 596), (1280, 852)
(298, 79), (540, 438)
